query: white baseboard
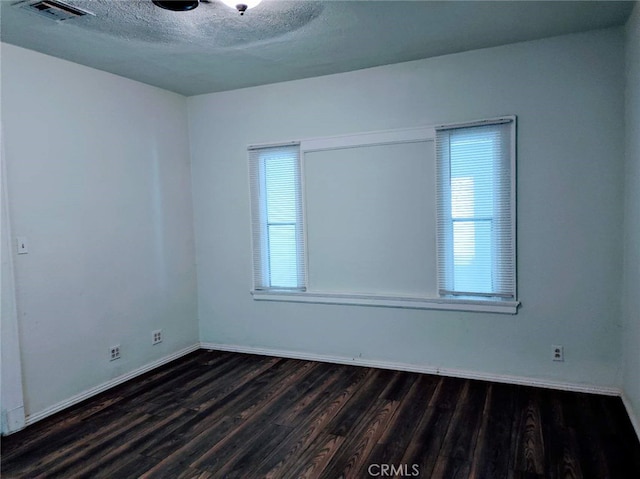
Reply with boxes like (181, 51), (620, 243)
(21, 341), (636, 442)
(25, 344), (200, 427)
(621, 393), (640, 441)
(200, 342), (622, 397)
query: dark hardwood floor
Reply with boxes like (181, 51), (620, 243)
(2, 349), (639, 478)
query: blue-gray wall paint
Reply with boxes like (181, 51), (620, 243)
(189, 28), (626, 390)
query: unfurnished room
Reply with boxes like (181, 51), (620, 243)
(1, 0), (640, 477)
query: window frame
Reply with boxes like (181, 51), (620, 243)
(249, 142), (306, 292)
(248, 118), (519, 314)
(436, 117), (517, 301)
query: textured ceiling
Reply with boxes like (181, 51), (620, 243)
(0, 0), (635, 96)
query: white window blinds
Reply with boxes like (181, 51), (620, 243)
(249, 144), (306, 291)
(436, 119), (516, 299)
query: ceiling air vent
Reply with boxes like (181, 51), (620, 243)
(15, 0), (94, 21)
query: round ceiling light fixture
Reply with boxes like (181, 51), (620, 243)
(220, 0), (262, 15)
(152, 1), (200, 11)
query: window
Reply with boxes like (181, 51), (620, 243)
(249, 119), (518, 314)
(436, 119), (516, 300)
(249, 143), (306, 291)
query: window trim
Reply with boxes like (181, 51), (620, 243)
(248, 118), (519, 315)
(251, 290), (519, 314)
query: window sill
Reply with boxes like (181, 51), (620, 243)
(251, 290), (519, 314)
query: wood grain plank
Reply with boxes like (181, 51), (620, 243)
(379, 370), (418, 401)
(469, 383), (516, 479)
(30, 411), (153, 478)
(399, 377), (459, 478)
(254, 367), (370, 479)
(2, 407), (149, 477)
(121, 353), (256, 411)
(363, 374), (439, 468)
(320, 399), (399, 479)
(279, 433), (345, 479)
(513, 390), (546, 475)
(138, 415), (241, 479)
(96, 454), (160, 479)
(188, 362), (324, 473)
(140, 352), (248, 414)
(105, 351), (213, 411)
(324, 368), (394, 437)
(141, 359), (318, 477)
(208, 423), (294, 479)
(556, 427), (584, 479)
(432, 380), (488, 479)
(54, 407), (198, 479)
(137, 355), (283, 459)
(275, 363), (348, 427)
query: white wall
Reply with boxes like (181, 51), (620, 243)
(1, 44), (198, 419)
(623, 3), (640, 431)
(189, 28), (626, 390)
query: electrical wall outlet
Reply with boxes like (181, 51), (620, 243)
(152, 329), (163, 345)
(552, 345), (564, 362)
(110, 345), (121, 361)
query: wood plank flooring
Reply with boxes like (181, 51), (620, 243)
(2, 349), (639, 478)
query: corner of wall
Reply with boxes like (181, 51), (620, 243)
(1, 124), (26, 435)
(622, 0), (640, 440)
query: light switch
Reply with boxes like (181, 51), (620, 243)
(16, 237), (28, 255)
